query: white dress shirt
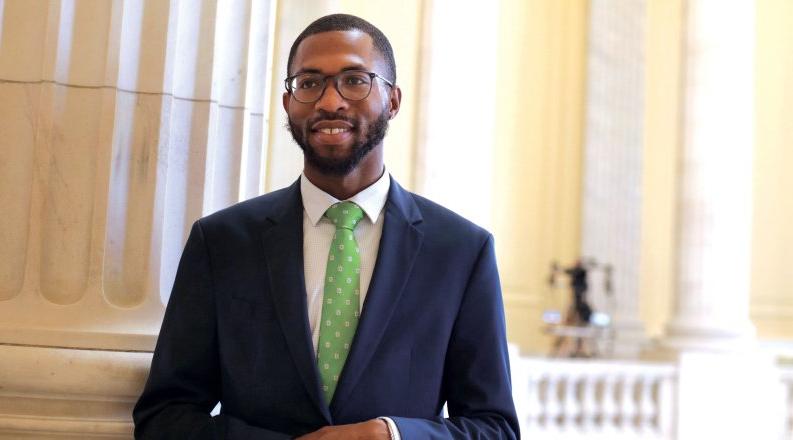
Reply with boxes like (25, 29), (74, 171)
(300, 170), (400, 439)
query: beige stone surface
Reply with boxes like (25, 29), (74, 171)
(492, 0), (588, 353)
(0, 82), (37, 301)
(0, 1), (50, 81)
(103, 91), (168, 309)
(40, 86), (105, 306)
(751, 0), (793, 339)
(0, 1), (277, 436)
(0, 345), (148, 438)
(640, 0), (683, 339)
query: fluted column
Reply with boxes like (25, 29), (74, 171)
(663, 0), (756, 350)
(0, 0), (275, 436)
(580, 0), (647, 357)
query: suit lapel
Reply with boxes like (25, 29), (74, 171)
(260, 181), (332, 423)
(331, 179), (424, 413)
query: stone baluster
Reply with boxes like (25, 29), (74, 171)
(539, 373), (555, 431)
(525, 371), (543, 430)
(787, 378), (793, 436)
(580, 373), (599, 431)
(622, 373), (639, 432)
(638, 374), (656, 433)
(657, 373), (675, 437)
(568, 376), (584, 431)
(788, 378), (793, 435)
(600, 374), (618, 433)
(553, 372), (566, 430)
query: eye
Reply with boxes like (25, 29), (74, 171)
(343, 73), (370, 86)
(296, 75), (322, 89)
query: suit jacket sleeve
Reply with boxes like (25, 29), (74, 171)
(133, 221), (292, 440)
(390, 234), (520, 439)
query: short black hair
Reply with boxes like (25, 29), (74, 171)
(287, 14), (396, 84)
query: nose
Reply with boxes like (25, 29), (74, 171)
(314, 80), (349, 113)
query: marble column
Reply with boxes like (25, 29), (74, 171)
(411, 0), (499, 229)
(663, 0), (756, 351)
(0, 0), (275, 436)
(580, 0), (647, 357)
(652, 3), (786, 438)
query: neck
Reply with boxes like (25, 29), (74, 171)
(303, 149), (385, 200)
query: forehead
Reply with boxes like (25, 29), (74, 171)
(291, 30), (384, 74)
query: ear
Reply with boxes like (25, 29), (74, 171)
(282, 92), (290, 113)
(388, 86), (402, 120)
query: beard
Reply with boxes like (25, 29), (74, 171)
(288, 109), (390, 176)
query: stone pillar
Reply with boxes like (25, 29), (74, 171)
(264, 1), (337, 192)
(661, 2), (785, 437)
(0, 0), (275, 436)
(580, 0), (647, 357)
(411, 0), (499, 229)
(663, 0), (756, 351)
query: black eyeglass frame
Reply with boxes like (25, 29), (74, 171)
(284, 70), (394, 104)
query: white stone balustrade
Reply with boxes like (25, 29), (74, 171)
(780, 366), (793, 437)
(510, 347), (677, 439)
(509, 347), (793, 439)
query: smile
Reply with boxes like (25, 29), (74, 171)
(317, 128), (350, 134)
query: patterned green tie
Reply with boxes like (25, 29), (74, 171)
(317, 201), (364, 404)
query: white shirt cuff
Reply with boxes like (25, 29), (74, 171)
(378, 416), (401, 440)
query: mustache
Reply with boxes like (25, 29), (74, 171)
(307, 111), (358, 128)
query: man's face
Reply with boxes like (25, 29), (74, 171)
(283, 30), (400, 176)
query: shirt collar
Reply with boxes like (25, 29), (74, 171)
(300, 169), (391, 226)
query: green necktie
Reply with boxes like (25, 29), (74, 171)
(317, 201), (364, 404)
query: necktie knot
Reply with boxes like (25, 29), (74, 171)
(325, 201), (364, 231)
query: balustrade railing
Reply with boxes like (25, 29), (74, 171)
(781, 366), (793, 438)
(509, 347), (677, 439)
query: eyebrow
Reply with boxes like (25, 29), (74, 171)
(293, 65), (369, 76)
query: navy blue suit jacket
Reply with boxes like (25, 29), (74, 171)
(134, 177), (519, 439)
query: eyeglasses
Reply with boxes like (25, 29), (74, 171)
(285, 70), (394, 104)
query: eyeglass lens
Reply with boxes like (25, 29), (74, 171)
(290, 72), (373, 103)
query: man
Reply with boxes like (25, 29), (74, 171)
(134, 13), (518, 439)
